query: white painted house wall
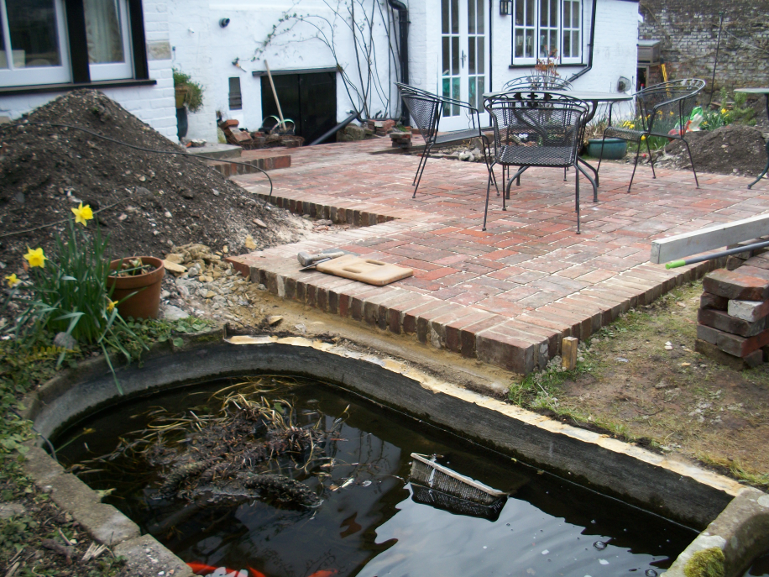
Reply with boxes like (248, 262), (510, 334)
(168, 0), (398, 143)
(0, 0), (177, 141)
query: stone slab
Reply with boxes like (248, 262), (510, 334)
(728, 299), (769, 323)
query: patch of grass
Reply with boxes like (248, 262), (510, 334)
(696, 453), (769, 490)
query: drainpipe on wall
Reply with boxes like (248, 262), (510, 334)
(388, 0), (410, 126)
(566, 0), (598, 83)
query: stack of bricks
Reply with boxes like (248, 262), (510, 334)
(389, 129), (412, 149)
(367, 119), (397, 136)
(697, 252), (769, 369)
(219, 119), (254, 148)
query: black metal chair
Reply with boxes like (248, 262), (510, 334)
(396, 82), (495, 197)
(596, 78), (705, 193)
(483, 92), (589, 233)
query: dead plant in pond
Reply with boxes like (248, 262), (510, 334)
(75, 376), (349, 508)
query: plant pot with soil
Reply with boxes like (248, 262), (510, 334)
(107, 256), (165, 320)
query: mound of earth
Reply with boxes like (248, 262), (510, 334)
(660, 123), (767, 177)
(0, 89), (310, 272)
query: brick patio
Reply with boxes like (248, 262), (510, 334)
(227, 138), (769, 374)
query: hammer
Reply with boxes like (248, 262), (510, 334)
(297, 250), (346, 270)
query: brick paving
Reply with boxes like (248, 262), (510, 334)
(227, 138), (769, 374)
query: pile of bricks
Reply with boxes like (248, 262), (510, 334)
(389, 129), (412, 149)
(368, 118), (396, 136)
(697, 252), (769, 369)
(219, 119), (256, 148)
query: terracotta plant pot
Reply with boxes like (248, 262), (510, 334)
(107, 256), (165, 320)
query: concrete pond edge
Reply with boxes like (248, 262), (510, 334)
(19, 330), (769, 577)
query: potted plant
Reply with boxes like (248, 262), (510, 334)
(107, 257), (165, 320)
(173, 68), (204, 140)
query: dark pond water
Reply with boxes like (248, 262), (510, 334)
(745, 551), (769, 576)
(55, 377), (697, 577)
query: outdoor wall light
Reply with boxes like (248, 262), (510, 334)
(219, 18), (230, 28)
(499, 0), (511, 16)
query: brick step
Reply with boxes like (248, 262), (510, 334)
(248, 191), (398, 227)
(206, 152), (291, 178)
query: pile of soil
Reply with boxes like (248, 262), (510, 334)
(660, 123), (768, 177)
(0, 90), (310, 272)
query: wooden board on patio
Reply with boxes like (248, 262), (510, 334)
(651, 214), (769, 264)
(316, 255), (413, 286)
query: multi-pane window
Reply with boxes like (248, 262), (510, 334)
(0, 0), (138, 88)
(512, 0), (582, 65)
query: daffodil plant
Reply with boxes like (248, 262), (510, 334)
(4, 204), (147, 394)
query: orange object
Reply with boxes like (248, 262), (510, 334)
(186, 562), (251, 577)
(308, 571), (338, 577)
(249, 568), (268, 577)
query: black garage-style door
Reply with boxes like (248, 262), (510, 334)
(260, 69), (337, 144)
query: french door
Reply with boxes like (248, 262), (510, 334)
(440, 0), (488, 131)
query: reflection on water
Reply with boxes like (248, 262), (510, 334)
(55, 378), (696, 577)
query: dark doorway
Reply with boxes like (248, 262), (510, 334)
(260, 70), (337, 144)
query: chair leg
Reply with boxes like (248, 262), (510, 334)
(564, 167), (567, 182)
(596, 134), (606, 179)
(680, 138), (700, 188)
(644, 136), (657, 180)
(627, 141), (643, 193)
(575, 163), (581, 235)
(481, 139), (500, 198)
(483, 164), (495, 231)
(413, 142), (434, 198)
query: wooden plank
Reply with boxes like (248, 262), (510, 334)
(650, 214), (769, 264)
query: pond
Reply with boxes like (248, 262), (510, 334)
(55, 376), (697, 577)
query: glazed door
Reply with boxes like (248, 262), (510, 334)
(440, 0), (488, 131)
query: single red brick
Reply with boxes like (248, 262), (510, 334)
(700, 291), (729, 311)
(698, 308), (769, 337)
(703, 267), (769, 301)
(728, 298), (769, 323)
(697, 323), (769, 357)
(476, 328), (538, 374)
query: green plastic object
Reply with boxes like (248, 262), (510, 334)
(587, 138), (627, 159)
(666, 260), (686, 269)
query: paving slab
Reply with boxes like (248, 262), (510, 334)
(229, 138), (769, 374)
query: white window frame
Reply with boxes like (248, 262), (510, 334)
(87, 0), (134, 82)
(511, 0), (582, 66)
(0, 0), (72, 87)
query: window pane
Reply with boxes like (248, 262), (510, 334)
(6, 0), (61, 67)
(563, 30), (571, 56)
(515, 0), (524, 26)
(515, 31), (524, 58)
(469, 77), (476, 109)
(564, 2), (570, 27)
(469, 38), (476, 74)
(525, 30), (534, 57)
(573, 31), (579, 54)
(84, 0), (125, 64)
(452, 77), (460, 114)
(539, 0), (546, 26)
(477, 0), (484, 34)
(550, 30), (557, 57)
(478, 37), (484, 73)
(550, 0), (557, 26)
(525, 0), (534, 26)
(451, 0), (459, 34)
(451, 36), (459, 74)
(468, 0), (475, 34)
(573, 2), (579, 27)
(441, 0), (449, 34)
(442, 37), (450, 75)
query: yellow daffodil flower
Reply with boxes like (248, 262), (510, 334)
(629, 123), (635, 129)
(107, 299), (118, 312)
(71, 203), (94, 226)
(721, 108), (727, 115)
(640, 135), (647, 141)
(5, 273), (19, 287)
(24, 247), (47, 268)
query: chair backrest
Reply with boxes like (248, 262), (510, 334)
(636, 78), (706, 137)
(396, 82), (443, 143)
(502, 75), (573, 92)
(484, 92), (588, 166)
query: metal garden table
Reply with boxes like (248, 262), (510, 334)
(483, 90), (633, 196)
(735, 87), (769, 189)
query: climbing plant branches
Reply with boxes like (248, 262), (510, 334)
(253, 0), (397, 120)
